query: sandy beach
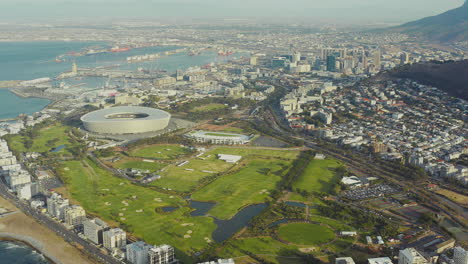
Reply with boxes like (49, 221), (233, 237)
(0, 196), (97, 264)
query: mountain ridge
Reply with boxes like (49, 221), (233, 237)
(385, 1), (468, 42)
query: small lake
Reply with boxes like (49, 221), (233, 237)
(212, 204), (267, 243)
(50, 144), (66, 153)
(161, 206), (178, 212)
(189, 200), (215, 217)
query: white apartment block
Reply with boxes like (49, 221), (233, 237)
(398, 248), (428, 264)
(47, 193), (69, 220)
(103, 228), (127, 250)
(454, 247), (468, 264)
(64, 205), (86, 226)
(148, 245), (176, 264)
(83, 218), (108, 245)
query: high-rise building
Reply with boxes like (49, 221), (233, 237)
(64, 205), (86, 226)
(250, 56), (258, 66)
(126, 241), (153, 264)
(47, 193), (69, 220)
(148, 245), (176, 264)
(400, 52), (410, 65)
(454, 247), (468, 264)
(103, 228), (127, 250)
(374, 50), (381, 69)
(83, 218), (108, 244)
(327, 55), (337, 72)
(398, 248), (428, 264)
(292, 52), (301, 63)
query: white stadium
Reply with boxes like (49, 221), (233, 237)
(81, 106), (171, 135)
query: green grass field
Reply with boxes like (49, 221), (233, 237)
(278, 223), (335, 245)
(57, 158), (216, 258)
(293, 159), (343, 193)
(5, 124), (79, 155)
(192, 158), (291, 220)
(129, 144), (191, 160)
(114, 158), (167, 172)
(219, 237), (304, 264)
(152, 147), (299, 193)
(191, 103), (227, 112)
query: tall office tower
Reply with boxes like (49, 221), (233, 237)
(400, 52), (410, 65)
(83, 218), (108, 245)
(374, 49), (381, 69)
(327, 55), (337, 72)
(103, 228), (127, 250)
(292, 51), (301, 63)
(362, 55), (368, 68)
(454, 247), (468, 264)
(64, 205), (86, 226)
(250, 56), (258, 65)
(126, 241), (153, 264)
(148, 245), (176, 264)
(47, 193), (69, 220)
(398, 248), (429, 264)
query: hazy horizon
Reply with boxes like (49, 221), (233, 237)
(0, 0), (465, 24)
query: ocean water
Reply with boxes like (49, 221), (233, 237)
(0, 41), (242, 119)
(0, 241), (50, 264)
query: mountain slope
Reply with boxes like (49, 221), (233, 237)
(374, 60), (468, 100)
(388, 1), (468, 42)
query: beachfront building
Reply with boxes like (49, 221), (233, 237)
(126, 241), (153, 264)
(103, 228), (127, 250)
(83, 218), (108, 244)
(64, 205), (86, 226)
(47, 193), (70, 220)
(148, 245), (176, 264)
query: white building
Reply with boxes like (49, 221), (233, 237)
(103, 228), (127, 250)
(187, 131), (251, 145)
(17, 183), (33, 200)
(64, 205), (86, 226)
(217, 154), (242, 163)
(47, 193), (69, 220)
(148, 245), (176, 264)
(368, 257), (393, 264)
(398, 248), (428, 264)
(83, 218), (108, 245)
(126, 241), (153, 264)
(454, 247), (468, 264)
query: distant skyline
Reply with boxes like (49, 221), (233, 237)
(0, 0), (465, 23)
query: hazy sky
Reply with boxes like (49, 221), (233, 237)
(0, 0), (465, 23)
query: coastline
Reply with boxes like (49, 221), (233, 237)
(0, 196), (97, 264)
(0, 235), (57, 264)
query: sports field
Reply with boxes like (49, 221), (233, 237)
(293, 159), (343, 193)
(278, 223), (335, 245)
(191, 103), (227, 112)
(5, 124), (78, 155)
(57, 158), (216, 256)
(129, 144), (191, 160)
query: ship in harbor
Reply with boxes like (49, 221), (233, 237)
(218, 50), (234, 56)
(111, 46), (132, 53)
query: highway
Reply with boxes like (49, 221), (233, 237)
(0, 181), (122, 264)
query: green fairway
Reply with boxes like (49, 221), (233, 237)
(5, 124), (78, 155)
(192, 158), (292, 219)
(278, 223), (335, 245)
(152, 147), (299, 193)
(57, 158), (216, 256)
(114, 158), (167, 172)
(293, 159), (343, 193)
(191, 103), (227, 112)
(219, 237), (303, 264)
(130, 144), (191, 160)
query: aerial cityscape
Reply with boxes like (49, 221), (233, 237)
(0, 1), (466, 264)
